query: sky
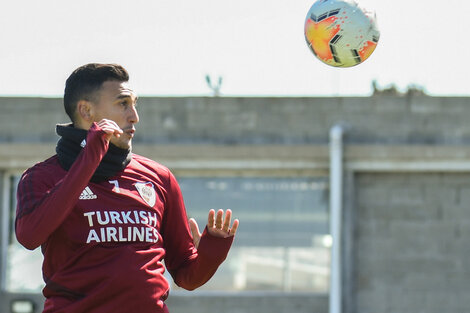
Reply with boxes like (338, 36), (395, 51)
(0, 0), (468, 97)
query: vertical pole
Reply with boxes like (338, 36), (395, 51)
(329, 125), (344, 313)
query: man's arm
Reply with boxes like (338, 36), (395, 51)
(15, 121), (119, 250)
(170, 225), (235, 290)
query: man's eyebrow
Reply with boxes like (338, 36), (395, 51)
(116, 94), (138, 101)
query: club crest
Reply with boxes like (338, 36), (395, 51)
(135, 182), (156, 207)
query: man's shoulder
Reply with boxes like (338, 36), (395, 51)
(26, 155), (61, 173)
(131, 153), (171, 175)
(20, 155), (64, 184)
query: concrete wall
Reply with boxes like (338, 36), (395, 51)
(1, 94), (470, 313)
(2, 95), (470, 145)
(166, 292), (327, 313)
(351, 172), (470, 313)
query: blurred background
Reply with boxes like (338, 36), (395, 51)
(0, 0), (468, 97)
(1, 1), (469, 313)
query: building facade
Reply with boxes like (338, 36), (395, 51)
(1, 95), (469, 313)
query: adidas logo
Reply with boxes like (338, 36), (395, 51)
(79, 186), (97, 200)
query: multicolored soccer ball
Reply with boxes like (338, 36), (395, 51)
(304, 0), (380, 67)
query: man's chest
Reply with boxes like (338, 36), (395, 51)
(59, 175), (166, 246)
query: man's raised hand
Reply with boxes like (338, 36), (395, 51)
(97, 119), (123, 141)
(189, 209), (239, 249)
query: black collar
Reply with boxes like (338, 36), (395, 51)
(55, 123), (132, 182)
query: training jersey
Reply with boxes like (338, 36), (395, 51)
(15, 123), (233, 313)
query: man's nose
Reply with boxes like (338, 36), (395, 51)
(129, 105), (139, 124)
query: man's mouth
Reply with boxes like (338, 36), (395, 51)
(122, 127), (135, 137)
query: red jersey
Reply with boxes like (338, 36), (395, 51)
(15, 124), (233, 313)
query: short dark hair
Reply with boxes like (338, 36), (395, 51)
(64, 63), (129, 122)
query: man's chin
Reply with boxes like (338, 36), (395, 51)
(110, 139), (132, 150)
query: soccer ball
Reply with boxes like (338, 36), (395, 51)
(304, 0), (380, 67)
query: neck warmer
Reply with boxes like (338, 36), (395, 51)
(55, 123), (132, 182)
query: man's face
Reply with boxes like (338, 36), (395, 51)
(91, 80), (139, 149)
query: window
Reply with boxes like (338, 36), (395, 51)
(175, 176), (330, 292)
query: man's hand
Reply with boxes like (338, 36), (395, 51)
(97, 119), (123, 141)
(189, 209), (239, 249)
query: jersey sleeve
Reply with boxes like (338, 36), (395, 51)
(162, 171), (234, 290)
(15, 123), (109, 250)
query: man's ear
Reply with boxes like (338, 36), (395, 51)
(76, 100), (94, 122)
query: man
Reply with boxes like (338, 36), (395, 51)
(15, 63), (239, 313)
